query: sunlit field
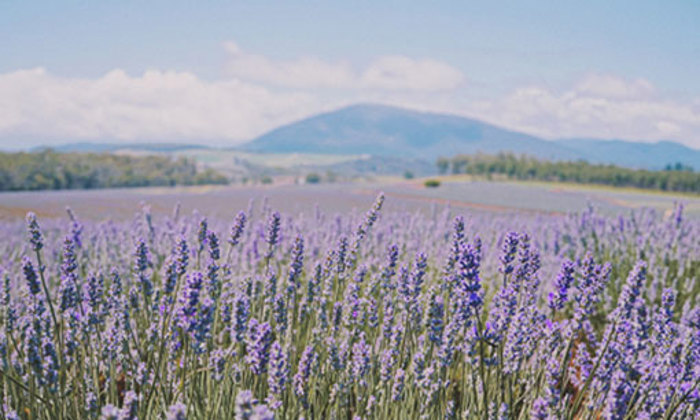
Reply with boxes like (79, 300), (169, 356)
(2, 179), (699, 222)
(3, 1), (700, 418)
(0, 182), (697, 419)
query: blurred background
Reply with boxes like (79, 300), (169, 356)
(1, 0), (699, 218)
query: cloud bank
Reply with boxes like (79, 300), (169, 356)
(0, 67), (316, 145)
(0, 43), (699, 149)
(223, 41), (465, 91)
(465, 74), (700, 143)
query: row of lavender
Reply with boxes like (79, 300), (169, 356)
(0, 195), (697, 419)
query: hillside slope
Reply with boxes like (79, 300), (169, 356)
(242, 104), (700, 169)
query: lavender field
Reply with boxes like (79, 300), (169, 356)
(0, 190), (698, 419)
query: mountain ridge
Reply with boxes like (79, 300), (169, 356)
(241, 103), (700, 170)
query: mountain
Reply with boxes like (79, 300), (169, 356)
(557, 139), (700, 170)
(241, 104), (700, 170)
(242, 104), (580, 161)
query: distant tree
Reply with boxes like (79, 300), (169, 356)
(403, 170), (415, 179)
(437, 158), (450, 175)
(439, 153), (700, 194)
(0, 150), (228, 191)
(305, 173), (321, 184)
(424, 179), (441, 188)
(664, 162), (693, 172)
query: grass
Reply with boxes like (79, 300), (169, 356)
(431, 174), (700, 198)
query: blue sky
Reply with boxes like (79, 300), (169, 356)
(1, 1), (699, 149)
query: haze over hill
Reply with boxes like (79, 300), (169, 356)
(16, 104), (700, 172)
(242, 104), (700, 170)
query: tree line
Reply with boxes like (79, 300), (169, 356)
(0, 150), (228, 191)
(437, 152), (699, 194)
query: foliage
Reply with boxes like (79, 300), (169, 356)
(0, 150), (228, 191)
(665, 162), (695, 172)
(437, 152), (700, 193)
(0, 197), (697, 419)
(305, 173), (321, 184)
(424, 179), (441, 188)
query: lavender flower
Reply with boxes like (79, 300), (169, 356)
(380, 243), (399, 291)
(98, 405), (121, 420)
(176, 237), (189, 276)
(336, 236), (349, 274)
(26, 212), (43, 251)
(273, 293), (288, 335)
(499, 232), (519, 277)
(229, 211), (247, 247)
(22, 256), (40, 295)
(379, 348), (395, 382)
(233, 292), (251, 343)
(267, 340), (289, 406)
(235, 390), (256, 420)
(612, 261), (647, 322)
(60, 237), (79, 312)
(602, 369), (633, 420)
(122, 390), (139, 420)
(548, 259), (575, 313)
(208, 231), (220, 261)
(294, 345), (316, 398)
(265, 212), (281, 257)
(163, 257), (179, 296)
(198, 218), (209, 252)
(134, 239), (153, 298)
(530, 397), (548, 420)
(193, 296), (215, 350)
(166, 401), (187, 420)
(0, 191), (696, 419)
(245, 318), (273, 375)
(66, 206), (83, 248)
(287, 235), (304, 296)
(351, 335), (371, 386)
(235, 390), (274, 420)
(427, 291), (444, 344)
(392, 368), (406, 401)
(179, 272), (203, 331)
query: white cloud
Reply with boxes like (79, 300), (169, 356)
(573, 73), (655, 99)
(0, 67), (318, 146)
(0, 44), (699, 150)
(360, 56), (464, 91)
(223, 41), (355, 89)
(464, 76), (700, 146)
(224, 41), (464, 91)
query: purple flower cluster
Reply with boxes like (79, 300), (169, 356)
(0, 194), (696, 419)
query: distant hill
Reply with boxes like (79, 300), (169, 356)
(241, 104), (580, 161)
(557, 139), (700, 170)
(241, 104), (700, 170)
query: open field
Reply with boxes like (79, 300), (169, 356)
(0, 180), (697, 419)
(4, 2), (700, 418)
(2, 178), (698, 222)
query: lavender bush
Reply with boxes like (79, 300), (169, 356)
(0, 196), (697, 419)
